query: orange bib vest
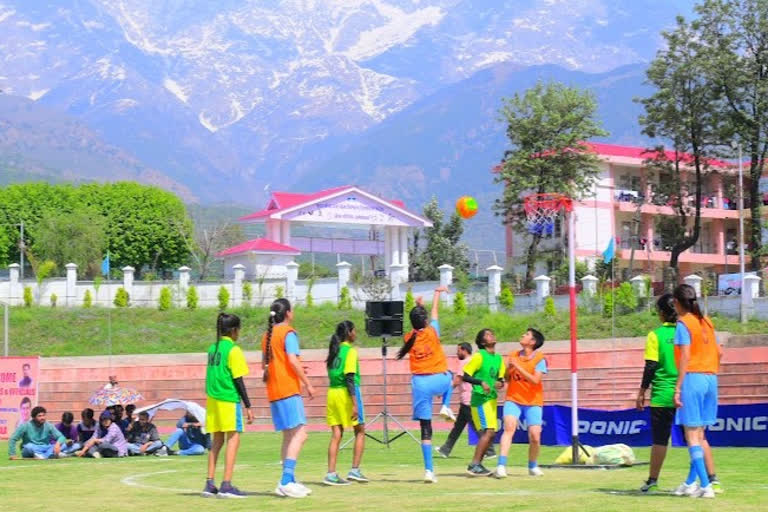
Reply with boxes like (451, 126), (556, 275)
(506, 350), (546, 406)
(675, 313), (719, 374)
(403, 325), (448, 375)
(261, 324), (301, 402)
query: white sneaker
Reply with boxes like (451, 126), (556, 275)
(528, 466), (544, 477)
(674, 482), (700, 496)
(275, 482), (308, 498)
(33, 452), (47, 460)
(92, 451), (102, 459)
(295, 482), (312, 495)
(439, 406), (457, 422)
(424, 470), (438, 483)
(693, 485), (715, 499)
(494, 466), (508, 479)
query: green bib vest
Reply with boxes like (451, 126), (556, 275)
(328, 342), (361, 388)
(206, 337), (239, 403)
(651, 323), (678, 408)
(470, 349), (503, 406)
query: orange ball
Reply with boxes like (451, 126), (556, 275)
(456, 196), (478, 219)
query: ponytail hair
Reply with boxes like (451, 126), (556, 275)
(263, 298), (291, 382)
(673, 284), (703, 319)
(326, 320), (355, 369)
(216, 312), (241, 342)
(397, 304), (429, 360)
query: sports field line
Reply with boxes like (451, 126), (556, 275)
(121, 469), (200, 493)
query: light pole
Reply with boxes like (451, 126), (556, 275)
(737, 143), (747, 323)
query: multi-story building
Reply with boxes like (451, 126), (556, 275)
(504, 143), (755, 283)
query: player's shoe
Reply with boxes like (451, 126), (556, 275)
(435, 445), (450, 458)
(295, 481), (313, 495)
(528, 466), (544, 477)
(347, 469), (369, 482)
(91, 451), (102, 459)
(710, 478), (723, 494)
(218, 482), (247, 499)
(640, 479), (659, 493)
(493, 465), (508, 479)
(439, 406), (457, 422)
(424, 470), (438, 483)
(322, 473), (351, 486)
(674, 481), (700, 496)
(275, 482), (308, 498)
(466, 463), (492, 477)
(692, 485), (715, 499)
(484, 449), (497, 460)
(201, 480), (218, 498)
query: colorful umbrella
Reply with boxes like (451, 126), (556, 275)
(88, 386), (144, 407)
(134, 399), (207, 431)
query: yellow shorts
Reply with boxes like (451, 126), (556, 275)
(471, 398), (499, 432)
(326, 387), (365, 428)
(206, 397), (243, 433)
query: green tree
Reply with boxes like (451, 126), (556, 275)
(494, 81), (608, 287)
(410, 197), (469, 281)
(243, 282), (253, 304)
(50, 293), (57, 307)
(158, 287), (172, 311)
(453, 292), (468, 316)
(23, 286), (33, 307)
(338, 286), (352, 310)
(217, 286), (230, 310)
(275, 285), (284, 299)
(114, 287), (130, 308)
(405, 287), (415, 313)
(184, 221), (245, 281)
(615, 282), (639, 314)
(305, 277), (315, 307)
(31, 209), (106, 278)
(544, 296), (556, 318)
(83, 289), (93, 308)
(186, 286), (199, 310)
(499, 286), (515, 310)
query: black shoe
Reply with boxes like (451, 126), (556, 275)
(466, 464), (492, 477)
(435, 446), (450, 458)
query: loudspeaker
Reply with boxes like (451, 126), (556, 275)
(365, 301), (404, 338)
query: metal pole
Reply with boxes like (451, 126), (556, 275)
(738, 144), (747, 323)
(3, 302), (8, 357)
(19, 222), (24, 280)
(567, 207), (579, 465)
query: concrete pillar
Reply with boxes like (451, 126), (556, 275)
(286, 261), (299, 303)
(232, 264), (245, 306)
(281, 221), (291, 247)
(399, 227), (409, 281)
(630, 275), (647, 298)
(533, 275), (551, 304)
(9, 263), (20, 305)
(178, 266), (191, 292)
(683, 274), (703, 297)
(122, 266), (134, 297)
(487, 265), (503, 312)
(581, 275), (598, 296)
(714, 218), (725, 255)
(390, 263), (406, 300)
(744, 274), (761, 300)
(383, 228), (391, 275)
(388, 226), (400, 267)
(438, 264), (454, 307)
(65, 263), (77, 306)
(336, 261), (351, 299)
(713, 172), (724, 209)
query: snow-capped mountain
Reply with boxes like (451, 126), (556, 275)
(0, 0), (693, 201)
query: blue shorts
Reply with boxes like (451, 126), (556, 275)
(676, 373), (718, 427)
(503, 401), (543, 426)
(270, 394), (306, 432)
(411, 372), (452, 420)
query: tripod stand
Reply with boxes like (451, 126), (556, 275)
(342, 336), (420, 448)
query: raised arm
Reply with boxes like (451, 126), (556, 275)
(431, 286), (449, 321)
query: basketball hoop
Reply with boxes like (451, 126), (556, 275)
(523, 193), (572, 235)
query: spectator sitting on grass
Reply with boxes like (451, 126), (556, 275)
(127, 412), (163, 456)
(77, 408), (98, 445)
(75, 411), (128, 458)
(54, 412), (81, 456)
(8, 406), (66, 460)
(122, 404), (136, 434)
(163, 412), (210, 456)
(112, 405), (126, 434)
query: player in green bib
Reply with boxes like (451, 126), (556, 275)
(636, 294), (721, 493)
(324, 321), (368, 486)
(462, 328), (506, 476)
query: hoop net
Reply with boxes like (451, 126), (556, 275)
(523, 193), (572, 236)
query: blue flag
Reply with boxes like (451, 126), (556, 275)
(603, 237), (615, 263)
(101, 252), (110, 277)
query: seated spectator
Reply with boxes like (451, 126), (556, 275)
(54, 412), (80, 456)
(8, 406), (65, 460)
(122, 404), (136, 434)
(112, 405), (125, 434)
(126, 412), (163, 456)
(77, 408), (98, 445)
(75, 411), (128, 458)
(163, 412), (210, 456)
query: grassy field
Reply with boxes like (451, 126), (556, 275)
(6, 304), (768, 357)
(0, 433), (766, 512)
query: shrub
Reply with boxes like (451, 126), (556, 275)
(113, 287), (130, 307)
(305, 277), (315, 307)
(158, 286), (172, 311)
(23, 287), (33, 307)
(50, 293), (58, 307)
(499, 287), (515, 310)
(453, 291), (467, 315)
(602, 291), (614, 318)
(243, 281), (253, 304)
(83, 289), (93, 308)
(275, 285), (284, 299)
(544, 296), (556, 317)
(615, 282), (638, 314)
(217, 286), (230, 310)
(186, 286), (199, 310)
(404, 287), (415, 313)
(338, 286), (352, 310)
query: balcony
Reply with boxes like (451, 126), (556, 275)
(614, 190), (749, 219)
